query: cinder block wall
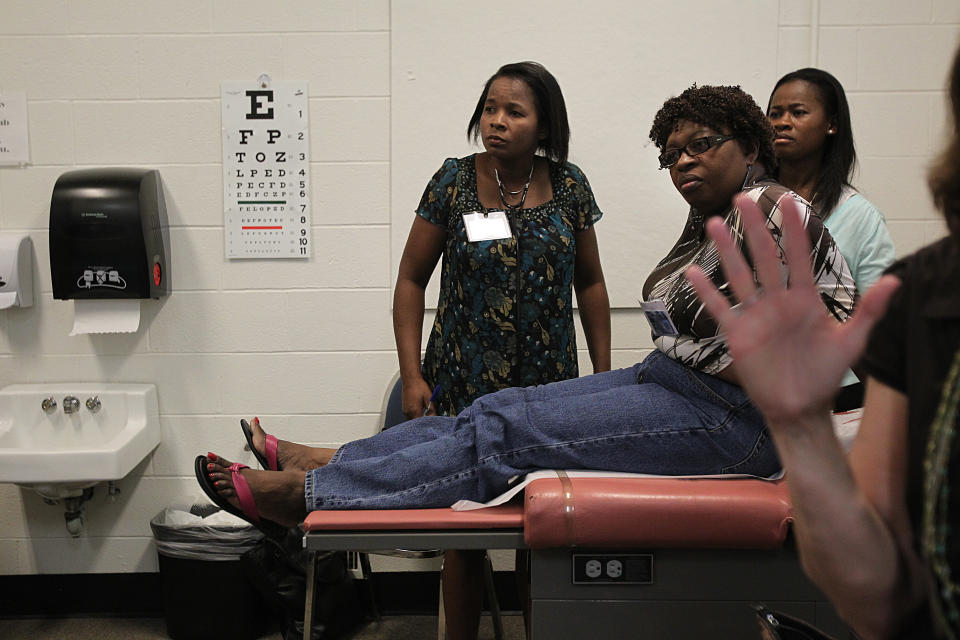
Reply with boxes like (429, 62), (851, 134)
(0, 0), (394, 574)
(777, 0), (959, 255)
(0, 0), (956, 575)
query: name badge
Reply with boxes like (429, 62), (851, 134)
(640, 299), (680, 337)
(463, 211), (512, 242)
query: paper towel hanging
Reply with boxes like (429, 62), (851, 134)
(0, 233), (34, 309)
(49, 168), (169, 335)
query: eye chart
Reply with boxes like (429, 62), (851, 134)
(221, 79), (311, 259)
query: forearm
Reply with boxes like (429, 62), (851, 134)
(575, 282), (611, 373)
(769, 415), (923, 637)
(393, 279), (428, 382)
(686, 191), (917, 637)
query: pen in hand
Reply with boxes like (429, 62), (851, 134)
(423, 385), (441, 417)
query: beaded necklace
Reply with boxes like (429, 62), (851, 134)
(923, 346), (960, 637)
(495, 161), (535, 209)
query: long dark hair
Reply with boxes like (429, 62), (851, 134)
(768, 68), (856, 220)
(930, 46), (960, 238)
(467, 61), (570, 165)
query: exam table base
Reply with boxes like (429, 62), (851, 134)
(529, 545), (848, 639)
(303, 531), (849, 639)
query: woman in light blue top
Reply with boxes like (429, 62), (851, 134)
(768, 68), (895, 290)
(768, 68), (895, 410)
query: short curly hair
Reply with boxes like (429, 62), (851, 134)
(649, 84), (776, 172)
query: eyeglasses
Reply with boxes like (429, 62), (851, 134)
(658, 135), (736, 169)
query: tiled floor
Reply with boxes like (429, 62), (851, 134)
(0, 614), (526, 639)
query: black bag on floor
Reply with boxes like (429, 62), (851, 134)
(241, 527), (364, 640)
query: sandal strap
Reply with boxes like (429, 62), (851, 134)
(265, 434), (279, 471)
(228, 462), (261, 524)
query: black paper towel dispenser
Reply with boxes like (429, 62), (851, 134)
(50, 168), (169, 300)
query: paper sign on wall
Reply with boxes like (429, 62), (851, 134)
(0, 92), (30, 166)
(221, 80), (311, 259)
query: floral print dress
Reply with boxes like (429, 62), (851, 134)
(416, 154), (603, 416)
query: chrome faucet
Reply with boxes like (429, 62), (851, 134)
(62, 396), (80, 414)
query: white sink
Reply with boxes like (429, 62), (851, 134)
(0, 383), (160, 492)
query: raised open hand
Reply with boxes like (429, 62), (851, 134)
(685, 194), (900, 424)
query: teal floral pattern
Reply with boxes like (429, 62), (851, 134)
(417, 155), (602, 416)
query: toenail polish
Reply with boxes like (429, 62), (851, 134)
(207, 452), (218, 461)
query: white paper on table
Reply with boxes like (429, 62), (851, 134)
(450, 468), (784, 511)
(448, 412), (860, 511)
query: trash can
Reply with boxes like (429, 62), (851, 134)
(151, 501), (273, 640)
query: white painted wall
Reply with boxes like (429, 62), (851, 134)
(0, 0), (956, 576)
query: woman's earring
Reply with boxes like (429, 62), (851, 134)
(827, 128), (836, 134)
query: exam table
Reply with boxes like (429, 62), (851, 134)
(301, 474), (851, 639)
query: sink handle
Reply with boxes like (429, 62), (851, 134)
(85, 396), (101, 413)
(41, 397), (57, 414)
(62, 396), (80, 414)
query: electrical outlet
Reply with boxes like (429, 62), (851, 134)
(572, 553), (653, 584)
(606, 559), (623, 578)
(585, 559), (602, 578)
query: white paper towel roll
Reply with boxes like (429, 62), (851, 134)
(70, 299), (141, 335)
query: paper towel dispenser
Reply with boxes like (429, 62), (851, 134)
(49, 168), (169, 300)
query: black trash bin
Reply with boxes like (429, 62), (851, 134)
(151, 504), (273, 640)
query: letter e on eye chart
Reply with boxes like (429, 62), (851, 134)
(222, 81), (311, 259)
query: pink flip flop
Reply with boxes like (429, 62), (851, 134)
(229, 462), (262, 524)
(194, 455), (287, 540)
(241, 418), (281, 471)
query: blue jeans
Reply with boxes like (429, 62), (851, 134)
(303, 351), (779, 510)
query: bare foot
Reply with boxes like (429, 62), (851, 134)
(205, 453), (307, 527)
(248, 417), (336, 471)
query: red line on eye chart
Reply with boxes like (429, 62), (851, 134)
(242, 225), (283, 230)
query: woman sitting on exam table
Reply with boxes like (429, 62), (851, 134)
(194, 83), (857, 541)
(686, 44), (960, 640)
